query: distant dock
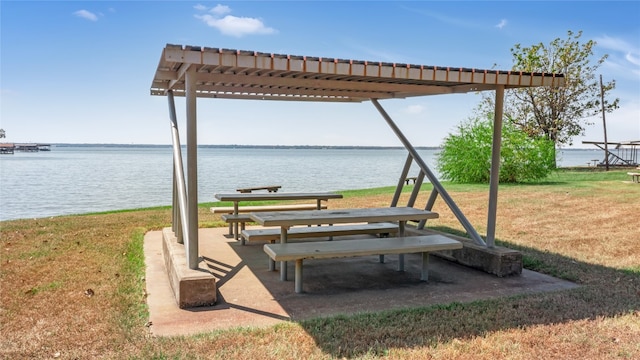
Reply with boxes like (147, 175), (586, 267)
(0, 143), (51, 154)
(0, 143), (15, 154)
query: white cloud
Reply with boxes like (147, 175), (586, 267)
(626, 53), (640, 67)
(495, 19), (507, 29)
(195, 13), (276, 37)
(73, 10), (98, 22)
(404, 104), (425, 114)
(595, 35), (637, 53)
(194, 4), (207, 11)
(193, 3), (229, 14)
(596, 35), (640, 78)
(211, 4), (231, 15)
(409, 8), (473, 28)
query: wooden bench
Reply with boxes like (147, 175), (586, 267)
(628, 172), (640, 183)
(236, 185), (282, 193)
(264, 234), (463, 293)
(241, 222), (399, 244)
(212, 203), (328, 239)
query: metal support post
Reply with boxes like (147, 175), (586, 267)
(167, 91), (188, 246)
(185, 66), (199, 269)
(371, 98), (486, 247)
(172, 171), (177, 234)
(417, 189), (439, 229)
(391, 153), (414, 207)
(486, 85), (505, 248)
(407, 171), (425, 207)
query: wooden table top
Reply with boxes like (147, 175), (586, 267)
(214, 192), (343, 202)
(249, 207), (439, 227)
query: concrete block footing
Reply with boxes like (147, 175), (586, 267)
(408, 228), (523, 277)
(162, 228), (217, 308)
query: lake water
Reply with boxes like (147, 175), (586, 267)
(0, 145), (603, 221)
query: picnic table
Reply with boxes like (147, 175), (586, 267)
(213, 192), (343, 240)
(249, 207), (442, 287)
(405, 176), (418, 184)
(236, 185), (281, 193)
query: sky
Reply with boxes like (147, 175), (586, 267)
(1, 1), (639, 148)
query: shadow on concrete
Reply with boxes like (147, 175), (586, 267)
(144, 223), (640, 357)
(295, 233), (640, 358)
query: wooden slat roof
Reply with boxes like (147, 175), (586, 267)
(150, 44), (565, 102)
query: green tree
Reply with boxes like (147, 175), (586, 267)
(481, 30), (619, 165)
(437, 113), (555, 183)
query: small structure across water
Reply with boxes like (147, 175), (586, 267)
(582, 140), (639, 167)
(0, 143), (52, 153)
(0, 143), (15, 154)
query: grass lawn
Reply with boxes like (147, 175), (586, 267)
(1, 169), (639, 359)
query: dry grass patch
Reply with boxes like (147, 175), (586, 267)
(1, 170), (639, 359)
(1, 210), (171, 358)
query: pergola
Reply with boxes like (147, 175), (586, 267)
(150, 44), (564, 270)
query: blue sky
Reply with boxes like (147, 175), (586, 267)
(1, 1), (638, 147)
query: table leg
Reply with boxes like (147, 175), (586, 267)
(382, 220), (407, 265)
(280, 226), (288, 281)
(295, 259), (303, 293)
(233, 202), (239, 241)
(240, 222), (246, 246)
(398, 221), (405, 271)
(421, 252), (429, 281)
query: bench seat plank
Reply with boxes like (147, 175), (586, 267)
(264, 234), (463, 293)
(264, 235), (461, 261)
(221, 214), (253, 222)
(211, 203), (326, 214)
(242, 222), (399, 243)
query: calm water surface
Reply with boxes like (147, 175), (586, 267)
(0, 145), (602, 221)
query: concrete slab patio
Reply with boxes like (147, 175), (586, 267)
(144, 227), (579, 337)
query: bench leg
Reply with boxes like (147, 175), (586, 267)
(295, 259), (303, 293)
(268, 239), (277, 271)
(396, 221), (405, 270)
(280, 261), (288, 281)
(379, 255), (384, 263)
(228, 223), (233, 236)
(240, 222), (247, 245)
(234, 222), (240, 241)
(421, 252), (429, 281)
(280, 228), (288, 281)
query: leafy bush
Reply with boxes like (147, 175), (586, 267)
(437, 115), (555, 183)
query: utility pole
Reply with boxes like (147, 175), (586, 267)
(600, 74), (610, 171)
